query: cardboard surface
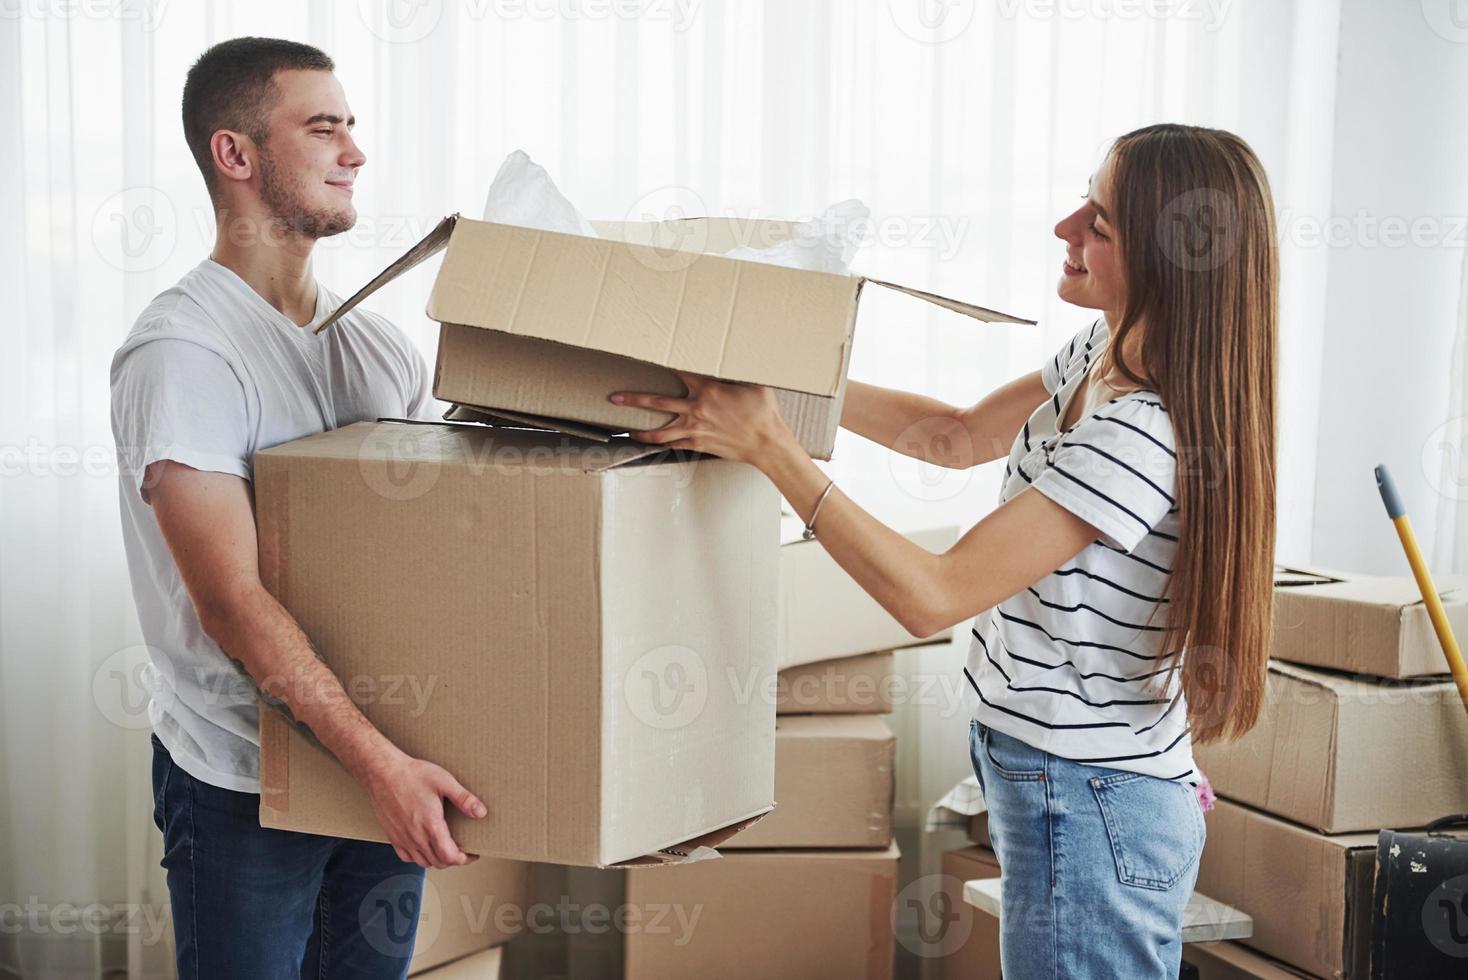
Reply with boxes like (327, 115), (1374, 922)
(1195, 798), (1377, 978)
(775, 650), (895, 715)
(1272, 564), (1468, 678)
(1195, 660), (1468, 833)
(318, 214), (1031, 460)
(255, 421), (780, 867)
(939, 846), (1001, 980)
(779, 517), (958, 669)
(412, 944), (502, 979)
(723, 715), (894, 849)
(408, 860), (529, 975)
(623, 844), (900, 980)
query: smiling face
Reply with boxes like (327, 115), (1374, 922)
(253, 69), (365, 239)
(1053, 152), (1126, 320)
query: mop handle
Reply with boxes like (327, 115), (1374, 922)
(1375, 464), (1468, 714)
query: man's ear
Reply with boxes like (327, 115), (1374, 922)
(211, 130), (255, 186)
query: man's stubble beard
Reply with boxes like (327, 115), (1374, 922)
(257, 144), (356, 241)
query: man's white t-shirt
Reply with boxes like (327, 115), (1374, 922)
(110, 257), (434, 793)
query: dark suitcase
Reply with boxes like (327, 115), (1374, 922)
(1370, 814), (1468, 978)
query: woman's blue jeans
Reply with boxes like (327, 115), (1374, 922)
(968, 719), (1205, 979)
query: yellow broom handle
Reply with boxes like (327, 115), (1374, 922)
(1376, 465), (1468, 714)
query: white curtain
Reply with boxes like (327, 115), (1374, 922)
(1433, 245), (1468, 574)
(1, 2), (1354, 977)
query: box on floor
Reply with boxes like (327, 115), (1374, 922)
(317, 215), (1031, 460)
(623, 844), (900, 980)
(408, 860), (530, 975)
(1181, 940), (1318, 980)
(1272, 565), (1468, 678)
(969, 812), (991, 849)
(412, 945), (502, 979)
(1195, 659), (1468, 833)
(775, 649), (895, 714)
(255, 421), (779, 867)
(779, 515), (958, 669)
(938, 846), (1001, 980)
(1195, 797), (1376, 979)
(724, 714), (894, 849)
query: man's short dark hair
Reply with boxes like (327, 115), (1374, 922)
(182, 37), (335, 200)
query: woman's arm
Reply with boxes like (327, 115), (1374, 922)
(759, 439), (1098, 637)
(842, 370), (1048, 469)
(611, 373), (1098, 638)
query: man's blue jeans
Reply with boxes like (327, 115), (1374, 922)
(151, 733), (425, 979)
(968, 719), (1205, 979)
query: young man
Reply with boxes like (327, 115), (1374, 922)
(110, 37), (480, 979)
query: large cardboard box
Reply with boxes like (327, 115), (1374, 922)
(724, 715), (894, 849)
(623, 844), (900, 980)
(316, 216), (1031, 461)
(1195, 660), (1468, 833)
(775, 650), (895, 714)
(938, 846), (1001, 980)
(412, 945), (502, 979)
(1181, 941), (1317, 979)
(409, 860), (530, 975)
(255, 421), (779, 867)
(1196, 798), (1376, 978)
(1273, 565), (1468, 678)
(779, 515), (958, 669)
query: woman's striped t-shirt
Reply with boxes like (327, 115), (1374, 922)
(962, 317), (1197, 784)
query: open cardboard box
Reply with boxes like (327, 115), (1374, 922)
(314, 214), (1032, 459)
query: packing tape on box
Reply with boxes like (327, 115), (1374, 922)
(259, 705), (290, 811)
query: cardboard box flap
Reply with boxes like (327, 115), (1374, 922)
(1277, 565), (1468, 609)
(314, 214), (457, 335)
(861, 276), (1037, 325)
(608, 807), (774, 868)
(425, 217), (860, 398)
(443, 402), (618, 443)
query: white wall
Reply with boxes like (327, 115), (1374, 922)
(1310, 0), (1468, 575)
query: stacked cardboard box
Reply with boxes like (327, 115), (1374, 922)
(1193, 567), (1468, 978)
(938, 813), (1001, 980)
(621, 519), (958, 979)
(408, 860), (531, 976)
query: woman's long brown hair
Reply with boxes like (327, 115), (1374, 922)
(1103, 124), (1278, 744)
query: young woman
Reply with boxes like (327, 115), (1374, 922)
(610, 123), (1276, 978)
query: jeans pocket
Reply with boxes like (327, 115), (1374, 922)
(982, 726), (1047, 782)
(1089, 771), (1204, 891)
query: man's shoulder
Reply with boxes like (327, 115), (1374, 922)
(113, 266), (238, 375)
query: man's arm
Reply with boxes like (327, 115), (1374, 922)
(841, 370), (1047, 468)
(145, 458), (484, 869)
